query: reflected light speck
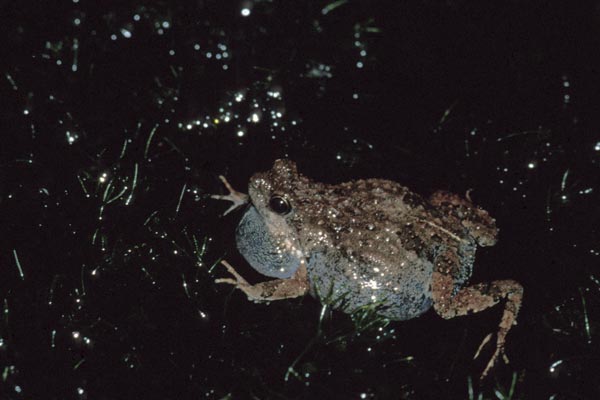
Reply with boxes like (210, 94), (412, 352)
(549, 359), (563, 373)
(13, 249), (25, 280)
(66, 130), (79, 144)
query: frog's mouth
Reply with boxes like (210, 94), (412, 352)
(235, 205), (303, 279)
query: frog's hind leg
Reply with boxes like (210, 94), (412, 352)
(431, 259), (523, 378)
(216, 260), (310, 301)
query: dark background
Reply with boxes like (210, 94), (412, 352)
(2, 0), (600, 398)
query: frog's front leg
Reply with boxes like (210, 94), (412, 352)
(431, 251), (523, 378)
(216, 260), (310, 301)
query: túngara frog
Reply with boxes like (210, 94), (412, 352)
(212, 159), (523, 378)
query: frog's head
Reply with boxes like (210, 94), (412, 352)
(235, 159), (308, 279)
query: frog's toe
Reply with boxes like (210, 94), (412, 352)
(474, 332), (494, 360)
(480, 353), (498, 379)
(215, 278), (239, 286)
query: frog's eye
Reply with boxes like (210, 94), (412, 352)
(268, 195), (291, 215)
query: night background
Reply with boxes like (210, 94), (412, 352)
(2, 0), (600, 398)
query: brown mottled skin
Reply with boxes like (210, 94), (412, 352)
(213, 159), (523, 378)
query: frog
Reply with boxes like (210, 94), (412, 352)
(212, 159), (523, 378)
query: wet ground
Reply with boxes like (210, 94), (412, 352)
(2, 1), (600, 399)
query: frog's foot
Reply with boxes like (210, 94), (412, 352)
(432, 267), (523, 379)
(474, 333), (510, 362)
(479, 343), (511, 379)
(214, 260), (264, 301)
(215, 260), (310, 302)
(474, 332), (510, 379)
(211, 175), (249, 216)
